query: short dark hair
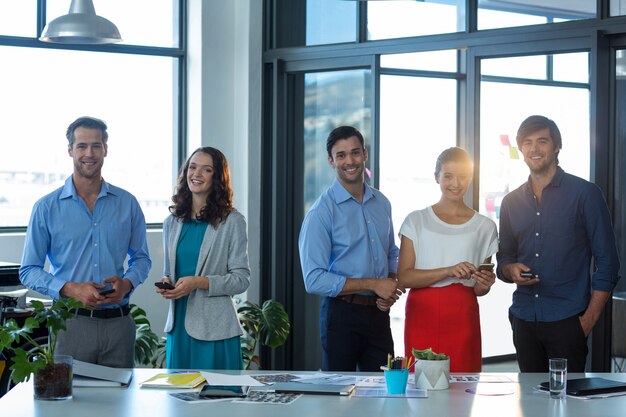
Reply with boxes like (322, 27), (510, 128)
(66, 116), (109, 146)
(434, 147), (473, 178)
(516, 115), (562, 159)
(326, 126), (365, 157)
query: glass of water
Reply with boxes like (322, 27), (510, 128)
(549, 358), (567, 399)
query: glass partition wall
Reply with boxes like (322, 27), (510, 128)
(263, 0), (624, 371)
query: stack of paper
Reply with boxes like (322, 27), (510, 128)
(73, 360), (133, 387)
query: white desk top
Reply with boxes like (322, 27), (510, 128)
(2, 369), (626, 417)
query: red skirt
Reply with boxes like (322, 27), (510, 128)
(404, 284), (482, 373)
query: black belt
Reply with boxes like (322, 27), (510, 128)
(335, 294), (378, 306)
(74, 306), (131, 319)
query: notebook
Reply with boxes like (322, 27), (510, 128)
(140, 372), (206, 388)
(539, 377), (626, 396)
(272, 382), (355, 396)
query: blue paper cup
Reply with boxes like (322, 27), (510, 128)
(384, 369), (409, 394)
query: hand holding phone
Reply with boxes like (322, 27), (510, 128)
(98, 283), (115, 295)
(155, 281), (175, 290)
(520, 271), (537, 278)
(477, 263), (495, 272)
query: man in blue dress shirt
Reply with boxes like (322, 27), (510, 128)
(20, 116), (151, 368)
(298, 126), (403, 372)
(497, 115), (620, 372)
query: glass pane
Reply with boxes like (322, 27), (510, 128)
(368, 0), (465, 40)
(481, 55), (547, 79)
(479, 81), (589, 357)
(381, 50), (458, 72)
(47, 0), (179, 47)
(553, 52), (589, 83)
(0, 46), (176, 226)
(478, 0), (595, 30)
(306, 0), (356, 46)
(379, 75), (457, 356)
(610, 0), (626, 16)
(0, 0), (36, 37)
(303, 70), (371, 212)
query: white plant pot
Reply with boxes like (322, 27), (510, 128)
(413, 358), (450, 390)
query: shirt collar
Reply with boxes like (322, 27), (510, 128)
(523, 166), (565, 195)
(330, 178), (374, 204)
(59, 176), (112, 200)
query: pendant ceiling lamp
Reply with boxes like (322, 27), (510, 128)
(40, 0), (122, 44)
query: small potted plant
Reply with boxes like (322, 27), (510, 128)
(0, 297), (83, 400)
(412, 347), (450, 390)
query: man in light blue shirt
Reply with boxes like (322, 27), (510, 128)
(299, 126), (402, 371)
(20, 116), (151, 368)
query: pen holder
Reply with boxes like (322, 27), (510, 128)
(384, 369), (409, 395)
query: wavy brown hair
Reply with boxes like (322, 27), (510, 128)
(169, 147), (234, 227)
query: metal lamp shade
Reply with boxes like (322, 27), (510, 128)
(40, 0), (121, 44)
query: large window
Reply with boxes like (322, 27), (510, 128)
(0, 1), (183, 227)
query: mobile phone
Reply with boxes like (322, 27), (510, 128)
(520, 271), (537, 278)
(154, 282), (175, 290)
(199, 385), (249, 398)
(477, 263), (495, 272)
(98, 283), (115, 295)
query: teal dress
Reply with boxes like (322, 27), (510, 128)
(165, 219), (242, 369)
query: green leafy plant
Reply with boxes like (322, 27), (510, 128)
(412, 347), (449, 361)
(0, 297), (84, 383)
(130, 304), (161, 367)
(237, 299), (290, 369)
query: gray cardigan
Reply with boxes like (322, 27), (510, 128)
(162, 210), (250, 341)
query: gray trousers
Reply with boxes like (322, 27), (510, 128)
(56, 313), (135, 368)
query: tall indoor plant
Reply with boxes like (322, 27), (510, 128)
(0, 297), (83, 399)
(237, 299), (290, 369)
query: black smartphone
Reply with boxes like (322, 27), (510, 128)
(154, 282), (175, 290)
(520, 271), (537, 278)
(98, 283), (114, 295)
(199, 385), (249, 398)
(477, 263), (495, 272)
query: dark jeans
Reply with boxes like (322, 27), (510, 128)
(320, 296), (394, 372)
(509, 312), (588, 372)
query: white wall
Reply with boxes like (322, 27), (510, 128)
(0, 0), (263, 340)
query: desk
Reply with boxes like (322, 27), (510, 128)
(1, 370), (626, 417)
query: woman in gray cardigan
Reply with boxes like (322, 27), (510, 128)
(156, 147), (250, 369)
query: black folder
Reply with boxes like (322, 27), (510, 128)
(540, 377), (626, 396)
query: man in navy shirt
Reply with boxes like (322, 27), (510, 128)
(497, 115), (620, 372)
